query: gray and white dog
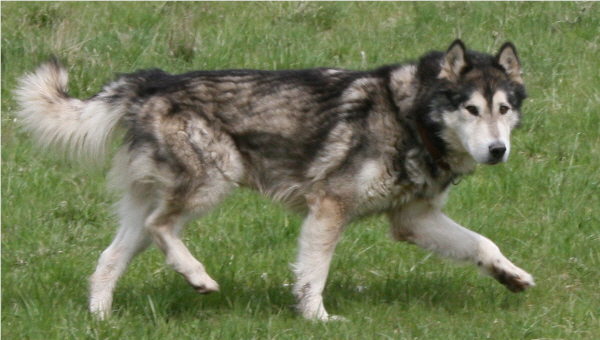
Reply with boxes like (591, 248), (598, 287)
(16, 39), (534, 321)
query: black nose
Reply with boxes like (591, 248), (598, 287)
(489, 142), (507, 160)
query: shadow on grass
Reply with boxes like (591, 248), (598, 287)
(110, 270), (529, 320)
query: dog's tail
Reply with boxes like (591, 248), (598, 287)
(15, 60), (128, 164)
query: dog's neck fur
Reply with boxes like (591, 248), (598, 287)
(415, 121), (451, 172)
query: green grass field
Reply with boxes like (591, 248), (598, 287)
(2, 2), (599, 339)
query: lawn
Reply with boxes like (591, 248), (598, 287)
(2, 2), (599, 339)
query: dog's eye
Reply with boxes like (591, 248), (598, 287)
(465, 105), (479, 116)
(499, 105), (510, 114)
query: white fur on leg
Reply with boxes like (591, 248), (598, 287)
(89, 191), (154, 319)
(292, 193), (346, 321)
(389, 200), (535, 292)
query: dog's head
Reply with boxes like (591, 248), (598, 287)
(419, 40), (528, 165)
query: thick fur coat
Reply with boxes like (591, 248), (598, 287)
(16, 40), (533, 320)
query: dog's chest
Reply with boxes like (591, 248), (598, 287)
(353, 155), (452, 215)
(354, 160), (413, 212)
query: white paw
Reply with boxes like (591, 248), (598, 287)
(189, 275), (220, 294)
(89, 302), (111, 320)
(89, 287), (113, 320)
(327, 315), (349, 322)
(303, 311), (347, 322)
(297, 298), (333, 321)
(482, 258), (535, 292)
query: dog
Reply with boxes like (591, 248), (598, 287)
(15, 39), (534, 321)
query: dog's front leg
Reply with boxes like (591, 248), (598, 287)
(293, 192), (346, 321)
(389, 199), (535, 292)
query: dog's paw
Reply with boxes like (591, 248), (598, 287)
(487, 261), (535, 292)
(89, 303), (111, 320)
(298, 300), (341, 322)
(495, 267), (535, 292)
(187, 272), (220, 294)
(304, 312), (348, 322)
(327, 315), (349, 322)
(191, 278), (220, 294)
(89, 293), (113, 320)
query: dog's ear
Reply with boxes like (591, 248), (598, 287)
(439, 39), (468, 82)
(496, 42), (523, 83)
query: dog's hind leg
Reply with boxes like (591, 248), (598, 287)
(389, 199), (535, 292)
(89, 184), (154, 319)
(143, 174), (237, 296)
(144, 200), (221, 295)
(293, 192), (347, 321)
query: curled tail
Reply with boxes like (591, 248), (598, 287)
(15, 60), (127, 164)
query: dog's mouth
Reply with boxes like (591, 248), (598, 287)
(483, 157), (506, 165)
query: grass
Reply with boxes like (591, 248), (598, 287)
(2, 2), (599, 339)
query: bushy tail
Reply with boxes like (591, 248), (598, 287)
(15, 60), (126, 164)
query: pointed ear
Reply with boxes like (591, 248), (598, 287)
(439, 39), (468, 82)
(496, 42), (523, 83)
